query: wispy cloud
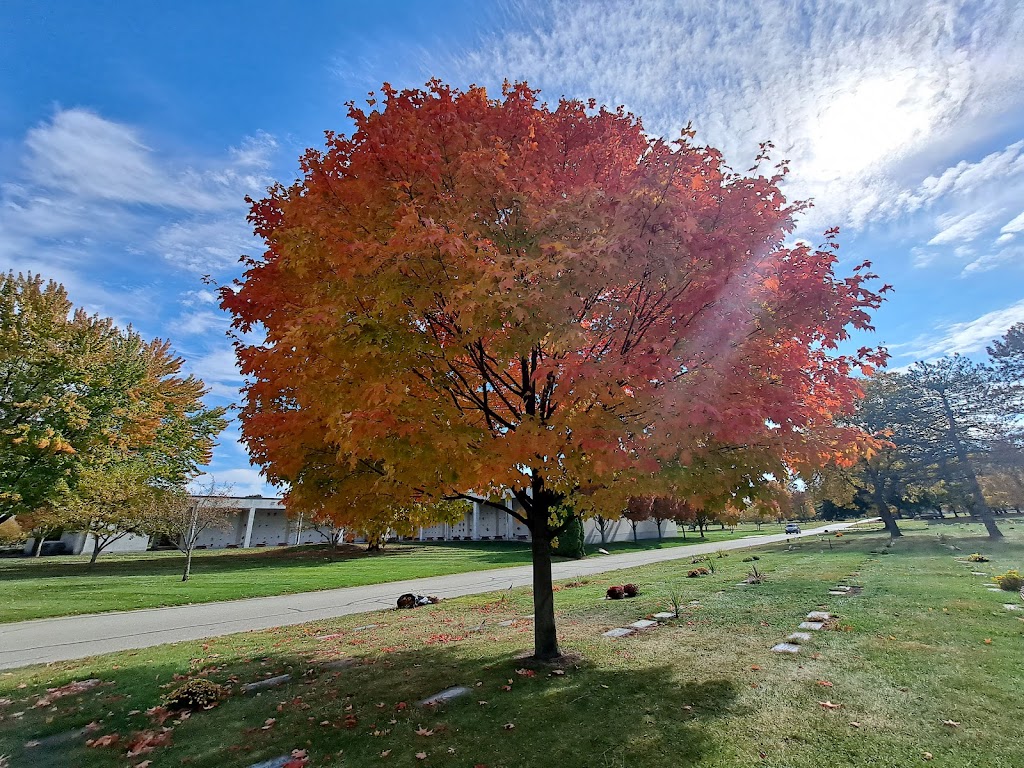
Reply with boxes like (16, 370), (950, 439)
(442, 0), (1024, 235)
(900, 298), (1024, 359)
(0, 108), (276, 283)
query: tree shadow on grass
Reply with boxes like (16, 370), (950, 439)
(0, 542), (536, 583)
(0, 640), (739, 768)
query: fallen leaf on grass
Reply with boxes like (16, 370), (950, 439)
(416, 752), (427, 760)
(344, 714), (358, 729)
(942, 720), (960, 727)
(819, 701), (841, 710)
(503, 723), (515, 730)
(415, 726), (435, 737)
(500, 685), (512, 692)
(86, 733), (120, 748)
(448, 747), (456, 754)
(380, 749), (391, 757)
(551, 670), (565, 676)
(261, 718), (276, 730)
(983, 638), (992, 645)
(923, 752), (933, 760)
(515, 668), (536, 677)
(126, 728), (172, 756)
(134, 761), (153, 768)
(283, 748), (309, 768)
(816, 680), (834, 687)
(750, 665), (761, 671)
(396, 701), (408, 711)
(478, 701), (488, 706)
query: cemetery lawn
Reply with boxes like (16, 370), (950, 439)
(0, 527), (760, 624)
(1, 522), (1022, 767)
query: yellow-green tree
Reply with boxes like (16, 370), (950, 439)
(0, 273), (227, 543)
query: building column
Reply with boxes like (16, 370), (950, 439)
(242, 505), (256, 548)
(506, 499), (515, 539)
(418, 526), (424, 542)
(472, 501), (481, 540)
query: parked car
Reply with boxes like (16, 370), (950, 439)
(915, 510), (943, 520)
(785, 523), (801, 534)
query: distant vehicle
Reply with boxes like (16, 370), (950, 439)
(785, 523), (801, 534)
(915, 510), (943, 520)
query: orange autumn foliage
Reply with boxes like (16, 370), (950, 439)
(223, 81), (888, 657)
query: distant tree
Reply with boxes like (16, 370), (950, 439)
(0, 273), (227, 531)
(17, 505), (64, 557)
(623, 497), (653, 543)
(153, 481), (236, 581)
(650, 496), (680, 541)
(0, 516), (24, 546)
(905, 356), (1010, 538)
(593, 514), (612, 545)
(223, 81), (888, 660)
(988, 322), (1024, 389)
(62, 463), (164, 564)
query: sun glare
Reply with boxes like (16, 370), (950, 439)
(810, 72), (937, 180)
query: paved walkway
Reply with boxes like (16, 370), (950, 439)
(0, 520), (876, 669)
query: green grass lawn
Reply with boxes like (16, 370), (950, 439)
(1, 521), (1021, 767)
(0, 525), (763, 624)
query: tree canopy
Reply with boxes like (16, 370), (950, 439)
(224, 81), (888, 659)
(0, 272), (228, 534)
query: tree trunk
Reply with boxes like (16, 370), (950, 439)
(182, 548), (193, 582)
(873, 490), (902, 538)
(938, 392), (1003, 539)
(656, 519), (663, 541)
(529, 525), (560, 660)
(34, 535), (45, 557)
(89, 536), (102, 564)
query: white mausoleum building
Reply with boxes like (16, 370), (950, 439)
(30, 495), (678, 554)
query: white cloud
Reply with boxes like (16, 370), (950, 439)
(961, 244), (1024, 275)
(0, 108), (276, 281)
(191, 467), (274, 497)
(928, 209), (1007, 245)
(902, 298), (1024, 359)
(21, 110), (277, 211)
(443, 0), (1024, 233)
(1001, 210), (1024, 236)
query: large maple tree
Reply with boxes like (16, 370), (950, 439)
(223, 81), (888, 660)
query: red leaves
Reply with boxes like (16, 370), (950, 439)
(126, 728), (172, 757)
(225, 78), (889, 655)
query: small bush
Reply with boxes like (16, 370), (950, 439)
(687, 567), (710, 578)
(742, 555), (760, 562)
(163, 679), (226, 711)
(622, 583), (640, 597)
(994, 569), (1023, 592)
(606, 585), (625, 599)
(967, 553), (990, 563)
(744, 565), (765, 584)
(690, 555), (709, 564)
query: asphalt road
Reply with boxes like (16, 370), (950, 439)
(0, 519), (877, 669)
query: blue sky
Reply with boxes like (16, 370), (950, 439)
(2, 0), (1022, 494)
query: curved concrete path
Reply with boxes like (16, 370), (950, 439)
(0, 519), (877, 669)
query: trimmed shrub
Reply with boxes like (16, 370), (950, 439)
(622, 583), (640, 597)
(687, 567), (710, 578)
(163, 679), (226, 710)
(553, 515), (586, 559)
(606, 585), (625, 599)
(967, 553), (990, 563)
(995, 569), (1023, 592)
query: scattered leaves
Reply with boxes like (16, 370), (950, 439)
(819, 701), (841, 710)
(415, 726), (435, 737)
